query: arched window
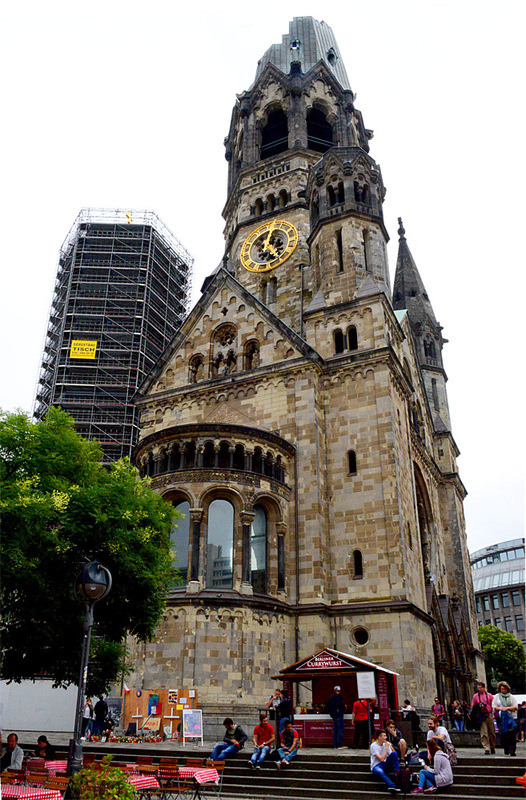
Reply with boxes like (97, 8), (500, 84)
(266, 194), (276, 212)
(336, 229), (344, 272)
(252, 447), (263, 474)
(348, 449), (357, 475)
(189, 354), (204, 384)
(244, 339), (260, 370)
(203, 441), (215, 468)
(334, 329), (345, 354)
(337, 181), (345, 204)
(307, 107), (333, 153)
(171, 500), (190, 585)
(184, 441), (196, 468)
(251, 505), (267, 593)
(255, 198), (264, 216)
(233, 444), (245, 470)
(218, 441), (230, 468)
(347, 325), (358, 351)
(278, 189), (288, 208)
(432, 378), (439, 412)
(147, 452), (154, 477)
(207, 499), (234, 588)
(327, 185), (337, 207)
(261, 109), (288, 159)
(311, 196), (319, 226)
(267, 276), (277, 303)
(352, 549), (363, 578)
(264, 451), (274, 477)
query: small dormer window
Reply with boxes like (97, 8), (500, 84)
(290, 38), (301, 51)
(327, 47), (338, 66)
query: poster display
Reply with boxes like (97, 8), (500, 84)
(182, 708), (203, 746)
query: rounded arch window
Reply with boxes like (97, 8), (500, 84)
(251, 505), (267, 593)
(207, 499), (234, 588)
(307, 107), (333, 153)
(347, 325), (358, 351)
(352, 549), (363, 578)
(261, 109), (288, 159)
(171, 500), (190, 585)
(352, 627), (369, 646)
(334, 328), (345, 354)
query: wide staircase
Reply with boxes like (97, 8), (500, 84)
(218, 750), (524, 800)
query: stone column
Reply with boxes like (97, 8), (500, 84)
(240, 511), (256, 594)
(277, 522), (287, 592)
(187, 508), (204, 591)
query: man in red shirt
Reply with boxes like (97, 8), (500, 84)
(248, 712), (275, 768)
(470, 680), (495, 754)
(352, 697), (374, 749)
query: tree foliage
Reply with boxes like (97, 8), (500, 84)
(478, 624), (526, 693)
(0, 408), (177, 694)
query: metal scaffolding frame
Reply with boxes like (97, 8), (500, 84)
(34, 208), (193, 465)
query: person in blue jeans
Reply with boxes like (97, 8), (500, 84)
(327, 685), (346, 748)
(410, 739), (453, 794)
(210, 718), (248, 761)
(275, 722), (299, 769)
(370, 730), (401, 794)
(248, 712), (275, 768)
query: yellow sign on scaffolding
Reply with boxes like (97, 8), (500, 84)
(70, 340), (98, 359)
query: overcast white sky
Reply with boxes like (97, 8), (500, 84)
(1, 1), (523, 554)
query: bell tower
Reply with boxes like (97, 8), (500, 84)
(222, 17), (384, 331)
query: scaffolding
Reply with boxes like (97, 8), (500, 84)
(34, 208), (194, 465)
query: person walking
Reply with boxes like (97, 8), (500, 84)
(492, 681), (518, 756)
(81, 697), (94, 739)
(327, 685), (346, 749)
(470, 680), (495, 754)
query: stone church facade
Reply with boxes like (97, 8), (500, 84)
(129, 17), (483, 713)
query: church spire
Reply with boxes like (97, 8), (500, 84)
(393, 218), (452, 431)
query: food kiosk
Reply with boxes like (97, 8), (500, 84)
(272, 648), (399, 746)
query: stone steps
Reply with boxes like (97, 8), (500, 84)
(217, 753), (524, 800)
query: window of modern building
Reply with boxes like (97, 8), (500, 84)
(171, 500), (190, 585)
(516, 614), (524, 631)
(207, 499), (234, 588)
(491, 594), (499, 609)
(476, 597), (481, 613)
(494, 617), (501, 628)
(251, 505), (267, 593)
(502, 592), (510, 608)
(504, 616), (513, 632)
(512, 590), (521, 606)
(483, 596), (490, 612)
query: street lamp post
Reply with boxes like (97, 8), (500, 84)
(68, 560), (112, 775)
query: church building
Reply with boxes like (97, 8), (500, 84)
(130, 17), (483, 714)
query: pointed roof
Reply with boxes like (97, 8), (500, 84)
(253, 17), (352, 91)
(392, 218), (437, 326)
(356, 273), (383, 298)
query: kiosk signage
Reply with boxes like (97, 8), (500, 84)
(182, 708), (203, 746)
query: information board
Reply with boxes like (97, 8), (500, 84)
(182, 708), (203, 746)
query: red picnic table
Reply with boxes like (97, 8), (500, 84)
(0, 787), (64, 800)
(26, 759), (68, 776)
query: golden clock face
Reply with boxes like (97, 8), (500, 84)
(240, 220), (298, 272)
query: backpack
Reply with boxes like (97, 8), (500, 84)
(443, 741), (458, 767)
(395, 766), (412, 795)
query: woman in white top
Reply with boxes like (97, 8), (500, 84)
(492, 681), (518, 756)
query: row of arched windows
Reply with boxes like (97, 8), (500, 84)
(252, 190), (289, 217)
(334, 326), (358, 354)
(170, 498), (281, 595)
(139, 441), (287, 484)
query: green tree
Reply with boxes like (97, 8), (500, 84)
(0, 408), (177, 694)
(478, 624), (526, 693)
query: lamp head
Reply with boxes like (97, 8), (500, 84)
(74, 560), (112, 604)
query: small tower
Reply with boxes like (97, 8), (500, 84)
(393, 218), (451, 432)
